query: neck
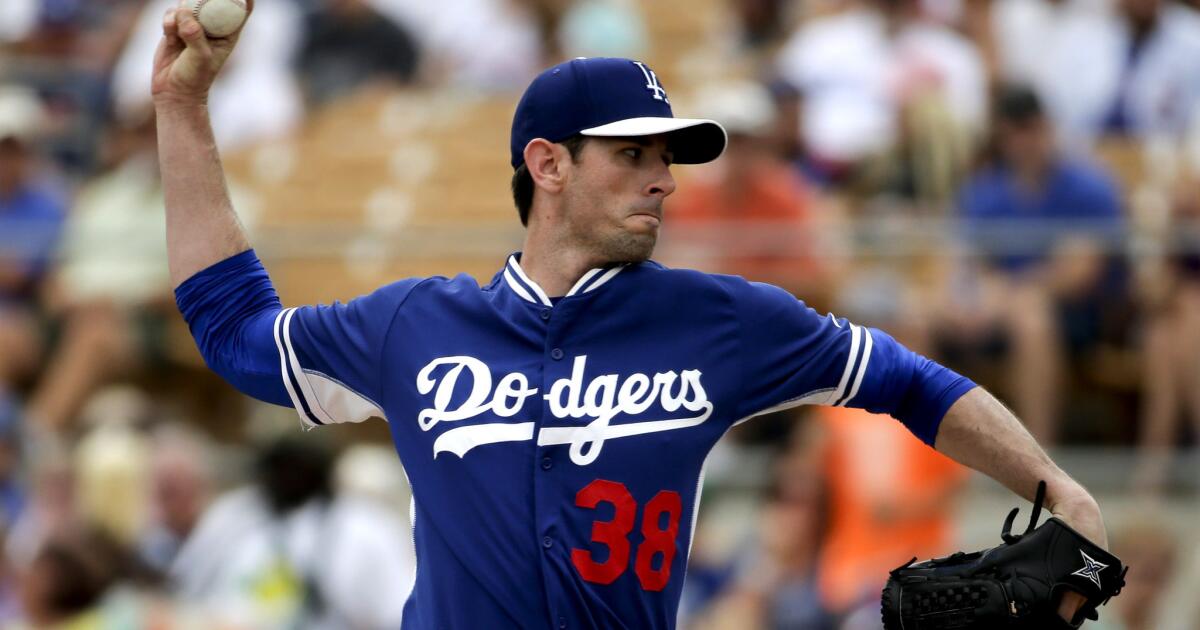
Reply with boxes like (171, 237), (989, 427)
(518, 231), (603, 298)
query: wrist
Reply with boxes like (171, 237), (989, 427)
(153, 94), (210, 114)
(1048, 490), (1107, 548)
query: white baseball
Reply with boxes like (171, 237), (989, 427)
(189, 0), (248, 38)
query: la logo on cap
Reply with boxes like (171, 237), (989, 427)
(632, 61), (669, 105)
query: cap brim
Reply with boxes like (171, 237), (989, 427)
(580, 117), (727, 164)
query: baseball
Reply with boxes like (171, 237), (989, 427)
(189, 0), (247, 38)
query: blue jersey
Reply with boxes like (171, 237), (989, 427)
(176, 250), (975, 630)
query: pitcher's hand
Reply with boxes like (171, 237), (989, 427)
(151, 0), (253, 107)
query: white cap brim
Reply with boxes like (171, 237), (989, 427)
(580, 117), (727, 164)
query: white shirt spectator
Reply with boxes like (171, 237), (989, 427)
(0, 0), (37, 43)
(171, 487), (414, 630)
(1028, 1), (1200, 146)
(368, 0), (542, 89)
(776, 7), (986, 163)
(112, 0), (304, 151)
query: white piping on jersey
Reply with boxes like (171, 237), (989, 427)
(829, 323), (862, 407)
(564, 267), (603, 297)
(283, 308), (338, 426)
(729, 324), (874, 427)
(502, 269), (540, 305)
(731, 392), (827, 428)
(505, 256), (553, 306)
(274, 308), (313, 428)
(401, 488), (417, 621)
(686, 462), (706, 559)
(582, 265), (625, 293)
(841, 326), (873, 406)
(274, 307), (385, 428)
(505, 255), (627, 304)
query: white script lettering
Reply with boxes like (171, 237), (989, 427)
(416, 355), (712, 464)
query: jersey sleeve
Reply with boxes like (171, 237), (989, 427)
(175, 250), (421, 428)
(725, 278), (976, 445)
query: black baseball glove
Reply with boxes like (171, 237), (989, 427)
(881, 481), (1126, 629)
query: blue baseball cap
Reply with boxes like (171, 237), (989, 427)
(510, 57), (727, 169)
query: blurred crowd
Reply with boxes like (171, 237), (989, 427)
(0, 0), (1198, 628)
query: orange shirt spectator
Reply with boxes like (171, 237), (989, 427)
(662, 80), (832, 299)
(668, 150), (825, 290)
(812, 406), (968, 613)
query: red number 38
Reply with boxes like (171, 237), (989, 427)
(570, 479), (683, 592)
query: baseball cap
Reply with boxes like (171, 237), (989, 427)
(510, 57), (727, 169)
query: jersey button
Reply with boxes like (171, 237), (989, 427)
(542, 536), (554, 549)
(541, 457), (553, 470)
(540, 308), (551, 320)
(558, 617), (567, 629)
(550, 348), (564, 360)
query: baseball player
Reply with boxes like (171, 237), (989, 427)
(153, 4), (1112, 629)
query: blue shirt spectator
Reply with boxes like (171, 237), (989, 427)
(959, 159), (1123, 273)
(0, 180), (66, 305)
(0, 87), (65, 306)
(958, 85), (1124, 274)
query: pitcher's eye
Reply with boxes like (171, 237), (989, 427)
(623, 148), (641, 160)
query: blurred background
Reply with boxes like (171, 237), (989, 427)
(0, 0), (1198, 627)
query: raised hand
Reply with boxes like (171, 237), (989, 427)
(151, 0), (253, 107)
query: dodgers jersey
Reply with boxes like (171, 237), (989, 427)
(176, 250), (975, 630)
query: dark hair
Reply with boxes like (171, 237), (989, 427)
(995, 84), (1044, 124)
(511, 134), (589, 226)
(32, 525), (162, 621)
(256, 434), (334, 514)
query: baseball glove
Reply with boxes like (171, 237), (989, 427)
(881, 481), (1126, 629)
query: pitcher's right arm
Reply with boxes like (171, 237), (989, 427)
(153, 2), (251, 287)
(153, 3), (414, 427)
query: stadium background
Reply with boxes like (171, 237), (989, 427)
(0, 0), (1197, 627)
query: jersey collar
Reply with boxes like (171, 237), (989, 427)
(502, 254), (627, 306)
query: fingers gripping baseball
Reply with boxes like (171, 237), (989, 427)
(151, 0), (252, 106)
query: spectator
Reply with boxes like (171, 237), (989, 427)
(140, 424), (216, 574)
(23, 111), (166, 432)
(0, 402), (23, 529)
(10, 524), (200, 629)
(556, 0), (648, 60)
(989, 0), (1099, 85)
(664, 80), (837, 301)
(0, 87), (65, 403)
(6, 452), (75, 575)
(369, 0), (542, 89)
(1091, 520), (1178, 630)
(171, 433), (414, 630)
(74, 407), (151, 547)
(690, 436), (835, 630)
(730, 0), (791, 49)
(297, 0), (421, 107)
(940, 85), (1126, 444)
(0, 0), (38, 44)
(774, 0), (986, 171)
(1, 0), (145, 175)
(1030, 0), (1200, 147)
(112, 0), (303, 151)
(1134, 174), (1200, 492)
(24, 110), (256, 432)
(16, 527), (127, 628)
(809, 406), (967, 619)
